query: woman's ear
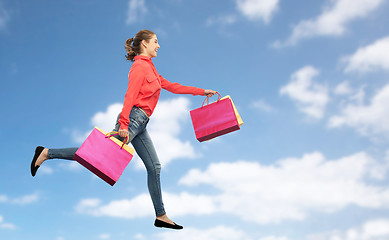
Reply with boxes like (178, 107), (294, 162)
(141, 39), (148, 48)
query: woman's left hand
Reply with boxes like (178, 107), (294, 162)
(204, 89), (217, 97)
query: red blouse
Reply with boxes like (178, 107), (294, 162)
(119, 55), (205, 130)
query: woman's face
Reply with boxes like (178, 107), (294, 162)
(142, 35), (160, 58)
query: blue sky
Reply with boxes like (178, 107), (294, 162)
(1, 0), (389, 239)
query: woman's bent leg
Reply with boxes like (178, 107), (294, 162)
(131, 130), (166, 217)
(48, 148), (78, 160)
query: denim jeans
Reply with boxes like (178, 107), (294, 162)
(48, 107), (166, 217)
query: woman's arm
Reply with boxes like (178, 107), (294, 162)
(160, 75), (215, 96)
(118, 65), (144, 131)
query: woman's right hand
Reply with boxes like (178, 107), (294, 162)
(119, 129), (129, 138)
(204, 89), (217, 97)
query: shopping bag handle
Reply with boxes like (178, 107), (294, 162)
(202, 92), (222, 107)
(105, 131), (129, 149)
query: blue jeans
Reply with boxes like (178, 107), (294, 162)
(47, 107), (166, 217)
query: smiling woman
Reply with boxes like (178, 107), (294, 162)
(30, 29), (217, 230)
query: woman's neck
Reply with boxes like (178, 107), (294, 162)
(139, 53), (152, 58)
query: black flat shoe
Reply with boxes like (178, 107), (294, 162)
(31, 146), (44, 177)
(154, 219), (183, 230)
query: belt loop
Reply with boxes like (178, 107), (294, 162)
(137, 107), (149, 118)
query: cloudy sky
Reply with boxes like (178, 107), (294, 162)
(1, 0), (389, 239)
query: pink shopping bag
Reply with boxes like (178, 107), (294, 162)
(73, 127), (135, 186)
(190, 93), (240, 142)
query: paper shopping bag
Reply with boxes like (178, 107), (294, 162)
(190, 93), (240, 142)
(221, 95), (243, 126)
(73, 127), (135, 186)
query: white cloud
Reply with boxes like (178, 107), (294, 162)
(39, 165), (54, 175)
(59, 161), (84, 172)
(155, 227), (286, 240)
(98, 233), (111, 239)
(180, 151), (389, 224)
(307, 218), (389, 240)
(134, 233), (145, 240)
(76, 151), (389, 224)
(147, 97), (197, 166)
(343, 36), (389, 73)
(162, 192), (219, 216)
(72, 130), (91, 145)
(156, 226), (250, 240)
(251, 99), (273, 112)
(0, 2), (10, 32)
(0, 195), (7, 203)
(0, 193), (39, 205)
(0, 216), (16, 230)
(205, 14), (237, 27)
(10, 193), (39, 205)
(272, 0), (384, 47)
(329, 83), (389, 136)
(75, 194), (154, 219)
(90, 103), (122, 133)
(75, 191), (218, 219)
(126, 0), (148, 24)
(259, 237), (289, 240)
(71, 103), (122, 144)
(280, 66), (329, 119)
(235, 0), (279, 23)
(334, 81), (352, 95)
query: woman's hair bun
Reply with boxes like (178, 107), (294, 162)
(125, 38), (136, 61)
(126, 38), (134, 45)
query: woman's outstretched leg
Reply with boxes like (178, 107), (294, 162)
(31, 147), (78, 176)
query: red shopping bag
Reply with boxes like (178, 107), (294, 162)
(190, 93), (240, 142)
(73, 127), (135, 186)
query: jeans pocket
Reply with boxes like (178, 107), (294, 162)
(129, 111), (147, 128)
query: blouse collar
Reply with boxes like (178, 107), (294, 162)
(134, 55), (152, 62)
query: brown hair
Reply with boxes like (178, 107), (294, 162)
(125, 29), (155, 61)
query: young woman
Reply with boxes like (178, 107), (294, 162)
(30, 29), (217, 230)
